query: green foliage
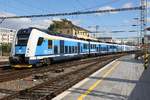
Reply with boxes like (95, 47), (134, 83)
(47, 19), (73, 33)
(0, 43), (12, 56)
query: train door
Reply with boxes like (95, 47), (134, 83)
(88, 41), (90, 55)
(99, 45), (101, 53)
(60, 40), (64, 54)
(54, 45), (58, 54)
(78, 42), (80, 54)
(107, 45), (109, 53)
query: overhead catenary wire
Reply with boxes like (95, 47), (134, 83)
(0, 6), (142, 19)
(0, 18), (5, 25)
(90, 30), (138, 33)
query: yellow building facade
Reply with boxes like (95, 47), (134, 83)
(50, 19), (91, 39)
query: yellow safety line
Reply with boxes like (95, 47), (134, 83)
(77, 61), (120, 100)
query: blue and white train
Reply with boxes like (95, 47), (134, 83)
(9, 27), (136, 68)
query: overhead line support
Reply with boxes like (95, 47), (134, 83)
(0, 6), (142, 19)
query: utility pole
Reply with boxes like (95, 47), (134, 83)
(141, 0), (149, 69)
(140, 0), (147, 43)
(88, 25), (99, 38)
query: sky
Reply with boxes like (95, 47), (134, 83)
(0, 0), (149, 38)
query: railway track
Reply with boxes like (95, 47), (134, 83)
(0, 53), (125, 82)
(1, 53), (125, 100)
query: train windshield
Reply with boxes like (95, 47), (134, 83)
(16, 29), (32, 46)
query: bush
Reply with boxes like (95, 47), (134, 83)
(0, 43), (12, 56)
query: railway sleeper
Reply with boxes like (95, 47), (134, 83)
(33, 88), (51, 91)
(39, 93), (56, 100)
(41, 86), (54, 89)
(54, 68), (64, 73)
(18, 92), (45, 98)
(30, 91), (51, 96)
(27, 92), (55, 99)
(17, 95), (35, 100)
(32, 89), (53, 93)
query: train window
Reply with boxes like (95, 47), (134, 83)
(86, 44), (87, 49)
(96, 47), (99, 52)
(99, 45), (101, 51)
(110, 46), (113, 49)
(94, 45), (96, 48)
(37, 37), (44, 46)
(83, 44), (87, 49)
(101, 47), (105, 51)
(78, 43), (80, 53)
(81, 46), (82, 52)
(103, 47), (106, 51)
(16, 29), (33, 46)
(72, 46), (75, 53)
(65, 46), (68, 53)
(91, 44), (92, 49)
(48, 40), (52, 49)
(75, 46), (77, 53)
(69, 46), (71, 53)
(17, 39), (28, 46)
(86, 44), (88, 49)
(83, 44), (85, 49)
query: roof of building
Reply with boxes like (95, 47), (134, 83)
(73, 25), (91, 33)
(97, 37), (112, 39)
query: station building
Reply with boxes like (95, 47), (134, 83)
(48, 19), (96, 40)
(0, 28), (16, 44)
(97, 37), (113, 42)
(112, 37), (139, 45)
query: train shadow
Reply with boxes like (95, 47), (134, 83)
(128, 65), (150, 100)
(1, 64), (12, 70)
(118, 55), (144, 64)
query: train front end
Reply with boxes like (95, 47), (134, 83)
(9, 28), (32, 68)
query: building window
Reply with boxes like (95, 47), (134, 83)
(75, 32), (77, 35)
(67, 30), (70, 34)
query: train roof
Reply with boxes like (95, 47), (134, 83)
(19, 27), (135, 47)
(23, 27), (99, 42)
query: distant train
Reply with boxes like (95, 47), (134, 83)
(9, 27), (137, 68)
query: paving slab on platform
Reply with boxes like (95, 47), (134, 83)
(53, 54), (150, 100)
(0, 56), (8, 62)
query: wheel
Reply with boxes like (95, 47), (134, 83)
(43, 58), (51, 66)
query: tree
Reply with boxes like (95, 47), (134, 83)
(1, 43), (11, 56)
(47, 19), (73, 33)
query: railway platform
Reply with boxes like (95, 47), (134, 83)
(53, 54), (150, 100)
(0, 56), (8, 62)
